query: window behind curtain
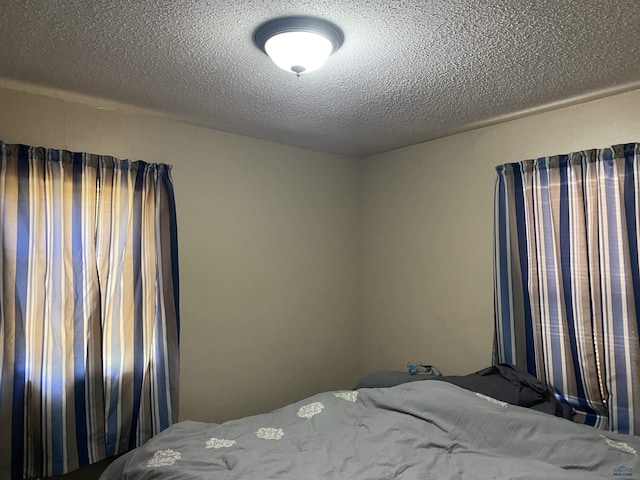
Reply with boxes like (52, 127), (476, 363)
(0, 141), (180, 479)
(494, 143), (640, 434)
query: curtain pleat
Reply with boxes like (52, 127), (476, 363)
(0, 141), (179, 478)
(494, 143), (640, 434)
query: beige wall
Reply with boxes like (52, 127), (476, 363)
(0, 86), (363, 428)
(361, 88), (640, 376)
(5, 80), (640, 478)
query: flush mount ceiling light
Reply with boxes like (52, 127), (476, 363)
(253, 16), (344, 77)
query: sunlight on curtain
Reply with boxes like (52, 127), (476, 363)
(0, 141), (180, 479)
(494, 143), (640, 435)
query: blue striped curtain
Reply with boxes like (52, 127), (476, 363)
(494, 143), (640, 434)
(0, 141), (180, 478)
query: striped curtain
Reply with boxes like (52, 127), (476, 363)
(494, 142), (640, 434)
(0, 141), (180, 479)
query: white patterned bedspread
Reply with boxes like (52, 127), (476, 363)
(100, 381), (640, 479)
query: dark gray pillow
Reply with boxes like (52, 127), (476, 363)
(353, 370), (435, 390)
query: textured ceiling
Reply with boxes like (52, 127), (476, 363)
(0, 1), (639, 157)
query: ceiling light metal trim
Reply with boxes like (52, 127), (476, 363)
(254, 16), (344, 54)
(253, 16), (344, 76)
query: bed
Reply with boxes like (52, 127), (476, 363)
(100, 369), (640, 479)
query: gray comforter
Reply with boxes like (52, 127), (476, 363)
(100, 381), (640, 479)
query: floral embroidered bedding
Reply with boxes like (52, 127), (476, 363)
(100, 380), (640, 479)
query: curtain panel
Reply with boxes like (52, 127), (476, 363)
(494, 143), (640, 434)
(0, 141), (180, 478)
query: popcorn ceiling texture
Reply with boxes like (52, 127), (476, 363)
(0, 0), (639, 157)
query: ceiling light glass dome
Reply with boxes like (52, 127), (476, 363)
(254, 17), (344, 77)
